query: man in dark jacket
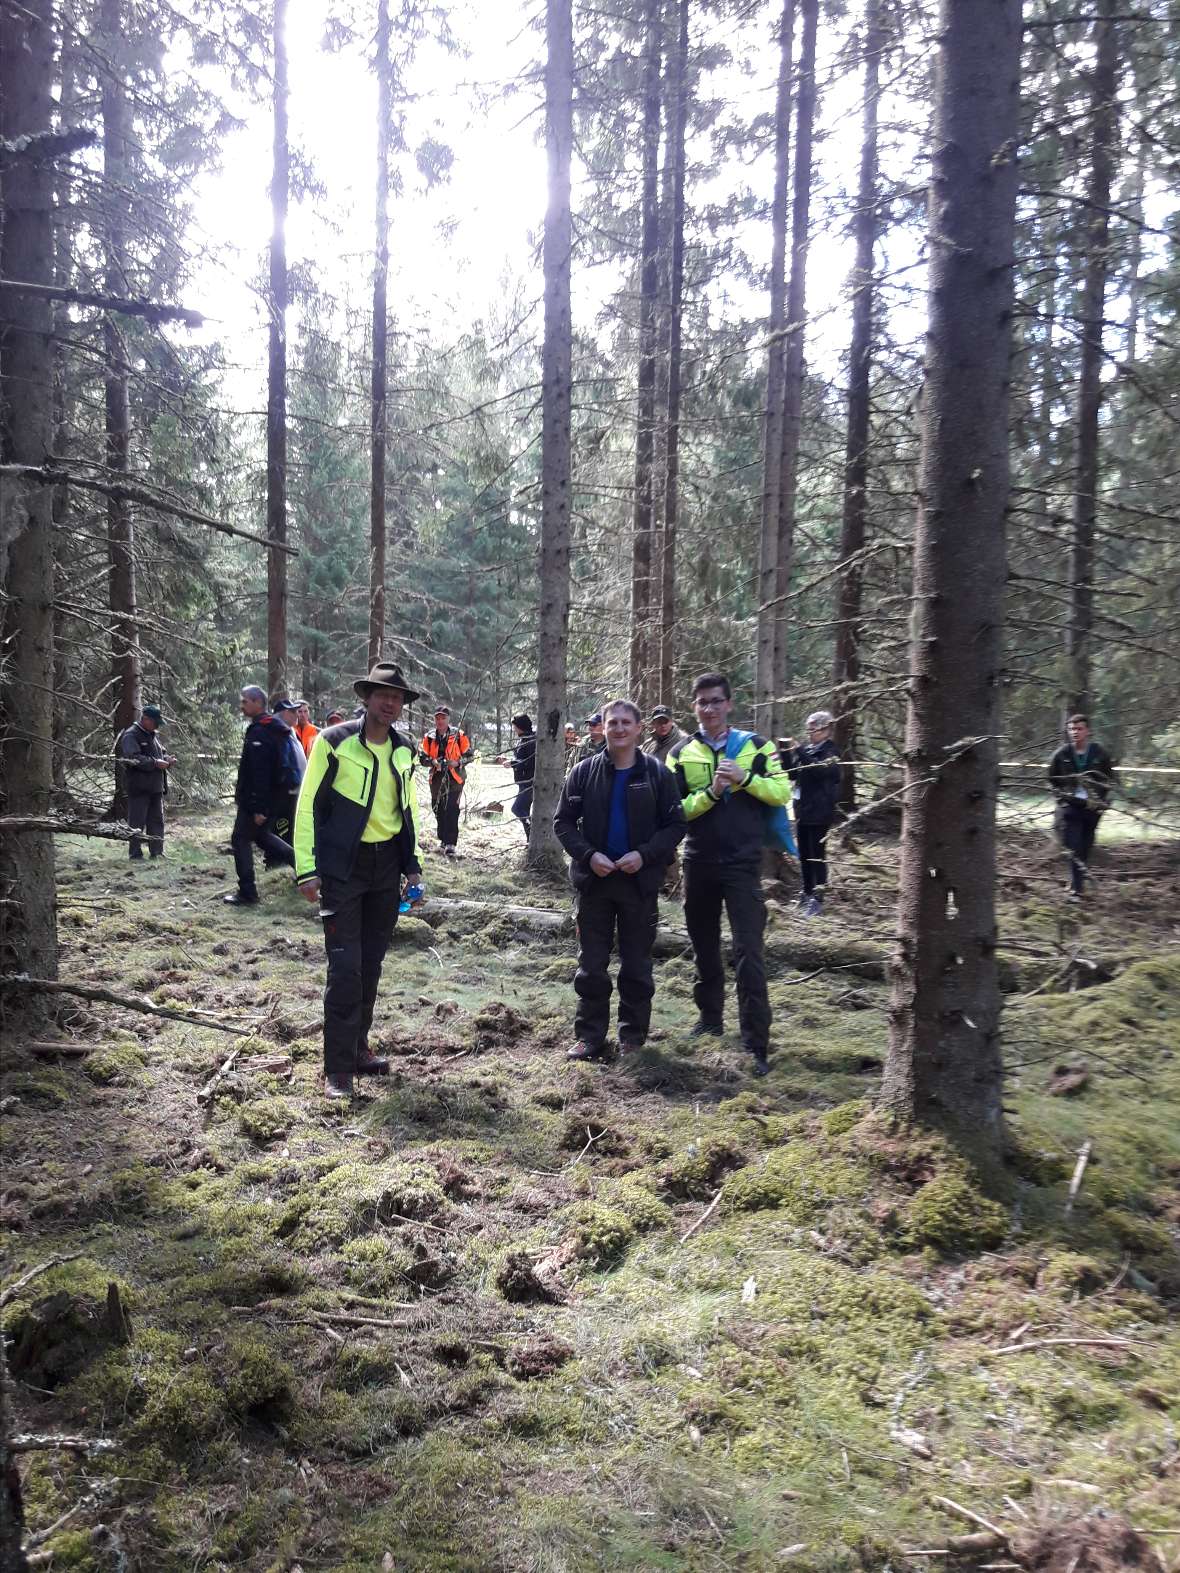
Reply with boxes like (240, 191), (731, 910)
(782, 709), (842, 917)
(225, 685), (297, 906)
(670, 672), (792, 1076)
(294, 662), (424, 1098)
(1047, 714), (1117, 898)
(117, 703), (174, 860)
(499, 714), (536, 838)
(555, 698), (685, 1060)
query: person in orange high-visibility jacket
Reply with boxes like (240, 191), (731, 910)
(291, 699), (319, 762)
(420, 705), (474, 857)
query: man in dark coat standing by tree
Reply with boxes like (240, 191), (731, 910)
(117, 703), (174, 860)
(225, 685), (296, 906)
(782, 709), (842, 917)
(1048, 714), (1116, 899)
(555, 698), (685, 1060)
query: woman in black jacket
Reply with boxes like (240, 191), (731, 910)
(502, 713), (536, 838)
(782, 710), (842, 917)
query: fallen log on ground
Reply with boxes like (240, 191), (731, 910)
(416, 898), (890, 979)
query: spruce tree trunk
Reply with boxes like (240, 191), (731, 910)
(51, 34), (81, 801)
(658, 0), (689, 708)
(754, 0), (794, 730)
(768, 0), (817, 736)
(628, 0), (662, 711)
(369, 0), (391, 667)
(101, 0), (141, 815)
(879, 0), (1021, 1149)
(1066, 0), (1117, 717)
(267, 0), (289, 700)
(832, 0), (882, 811)
(528, 0), (574, 870)
(0, 0), (60, 984)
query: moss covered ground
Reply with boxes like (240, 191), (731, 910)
(2, 795), (1178, 1571)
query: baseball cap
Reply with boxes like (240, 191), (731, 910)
(273, 698), (298, 712)
(583, 712), (603, 726)
(434, 704), (451, 715)
(649, 705), (672, 720)
(142, 704), (165, 724)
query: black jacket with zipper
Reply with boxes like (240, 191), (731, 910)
(234, 712), (292, 816)
(118, 722), (168, 797)
(554, 751), (685, 897)
(783, 737), (841, 825)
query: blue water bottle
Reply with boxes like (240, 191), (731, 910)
(399, 881), (424, 915)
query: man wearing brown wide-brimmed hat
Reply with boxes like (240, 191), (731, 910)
(293, 661), (425, 1098)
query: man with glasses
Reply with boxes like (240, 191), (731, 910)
(670, 672), (792, 1076)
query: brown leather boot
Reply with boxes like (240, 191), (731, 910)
(355, 1049), (390, 1076)
(323, 1074), (354, 1100)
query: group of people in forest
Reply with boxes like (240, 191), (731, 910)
(116, 668), (1117, 1099)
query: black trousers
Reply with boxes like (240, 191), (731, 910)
(682, 861), (770, 1054)
(512, 786), (533, 835)
(1060, 803), (1101, 893)
(231, 805), (294, 897)
(431, 774), (462, 846)
(573, 875), (659, 1049)
(796, 820), (831, 895)
(127, 792), (165, 858)
(265, 794), (299, 866)
(319, 841), (402, 1077)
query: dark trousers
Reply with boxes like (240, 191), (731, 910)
(512, 786), (533, 836)
(683, 861), (770, 1053)
(574, 875), (659, 1049)
(127, 792), (164, 858)
(797, 821), (831, 895)
(431, 775), (462, 846)
(265, 794), (299, 865)
(319, 841), (402, 1077)
(1061, 803), (1100, 893)
(231, 805), (294, 897)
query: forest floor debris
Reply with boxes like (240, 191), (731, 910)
(1, 809), (1178, 1571)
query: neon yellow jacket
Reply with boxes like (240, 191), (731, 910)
(293, 719), (422, 886)
(671, 730), (791, 865)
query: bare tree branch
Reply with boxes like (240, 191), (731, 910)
(0, 464), (297, 555)
(0, 275), (202, 326)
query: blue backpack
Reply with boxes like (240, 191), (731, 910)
(724, 729), (797, 856)
(277, 727), (305, 792)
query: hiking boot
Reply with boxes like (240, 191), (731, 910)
(223, 891), (259, 906)
(566, 1041), (608, 1062)
(750, 1050), (770, 1078)
(443, 845), (456, 859)
(689, 1019), (723, 1039)
(323, 1074), (354, 1100)
(804, 896), (823, 919)
(617, 1037), (644, 1056)
(355, 1049), (390, 1077)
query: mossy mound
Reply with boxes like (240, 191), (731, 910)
(284, 1159), (449, 1250)
(3, 1258), (134, 1389)
(338, 1234), (416, 1294)
(902, 1172), (1008, 1253)
(82, 1041), (148, 1085)
(237, 1095), (297, 1143)
(659, 1133), (746, 1199)
(721, 1144), (867, 1223)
